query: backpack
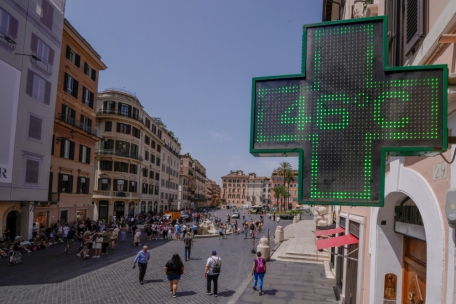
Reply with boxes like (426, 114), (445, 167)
(255, 258), (265, 273)
(212, 257), (221, 274)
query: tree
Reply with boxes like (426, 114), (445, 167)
(276, 162), (292, 210)
(285, 170), (295, 210)
(273, 184), (286, 212)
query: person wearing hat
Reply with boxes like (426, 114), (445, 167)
(183, 232), (193, 261)
(204, 250), (222, 297)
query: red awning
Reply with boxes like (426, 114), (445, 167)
(314, 227), (345, 237)
(316, 234), (359, 250)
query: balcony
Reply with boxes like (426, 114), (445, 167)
(96, 149), (143, 161)
(93, 190), (141, 199)
(164, 144), (180, 158)
(57, 113), (98, 137)
(30, 53), (52, 74)
(98, 109), (143, 123)
(0, 27), (16, 50)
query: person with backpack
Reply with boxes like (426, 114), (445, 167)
(251, 251), (267, 296)
(204, 250), (222, 297)
(183, 232), (193, 261)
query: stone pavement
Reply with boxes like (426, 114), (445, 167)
(231, 214), (337, 304)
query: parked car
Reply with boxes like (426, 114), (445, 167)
(279, 213), (294, 220)
(232, 212), (240, 219)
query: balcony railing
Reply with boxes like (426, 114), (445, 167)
(30, 53), (52, 74)
(96, 149), (143, 161)
(57, 113), (98, 136)
(98, 109), (143, 123)
(93, 190), (141, 199)
(164, 144), (180, 158)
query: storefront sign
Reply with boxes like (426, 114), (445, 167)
(250, 16), (448, 206)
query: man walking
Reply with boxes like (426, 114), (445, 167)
(204, 250), (222, 297)
(251, 251), (267, 295)
(183, 232), (193, 261)
(65, 227), (76, 253)
(133, 245), (150, 285)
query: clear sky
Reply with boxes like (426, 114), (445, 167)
(64, 0), (323, 183)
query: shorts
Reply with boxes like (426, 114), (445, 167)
(219, 232), (224, 236)
(167, 274), (181, 281)
(67, 239), (74, 245)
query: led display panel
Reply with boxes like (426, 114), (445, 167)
(250, 17), (447, 206)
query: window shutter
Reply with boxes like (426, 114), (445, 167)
(72, 80), (78, 98)
(58, 173), (62, 192)
(28, 115), (42, 140)
(30, 33), (38, 53)
(84, 62), (88, 74)
(89, 91), (94, 108)
(69, 141), (75, 160)
(60, 139), (65, 157)
(86, 147), (91, 164)
(26, 70), (34, 96)
(404, 0), (424, 55)
(64, 73), (68, 91)
(75, 54), (80, 67)
(91, 69), (96, 81)
(127, 125), (131, 134)
(9, 16), (18, 39)
(77, 177), (81, 193)
(66, 46), (71, 60)
(85, 178), (90, 193)
(88, 118), (92, 127)
(79, 144), (83, 162)
(116, 122), (121, 132)
(48, 47), (54, 66)
(68, 175), (73, 193)
(82, 87), (86, 103)
(44, 80), (51, 105)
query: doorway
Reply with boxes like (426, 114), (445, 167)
(99, 201), (109, 221)
(6, 210), (20, 240)
(402, 236), (426, 304)
(114, 201), (125, 218)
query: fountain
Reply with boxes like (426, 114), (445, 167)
(194, 218), (232, 238)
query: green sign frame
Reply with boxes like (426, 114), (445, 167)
(250, 16), (448, 207)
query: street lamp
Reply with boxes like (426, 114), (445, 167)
(15, 53), (40, 61)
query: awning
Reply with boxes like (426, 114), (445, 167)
(316, 234), (359, 250)
(314, 227), (345, 237)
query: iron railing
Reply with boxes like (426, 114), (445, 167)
(96, 149), (143, 161)
(98, 109), (143, 123)
(57, 113), (98, 136)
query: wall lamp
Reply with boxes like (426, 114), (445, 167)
(1, 35), (16, 44)
(15, 53), (40, 61)
(55, 130), (76, 144)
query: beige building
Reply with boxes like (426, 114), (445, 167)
(178, 155), (192, 209)
(221, 170), (248, 208)
(93, 89), (164, 218)
(0, 0), (65, 240)
(321, 1), (456, 303)
(42, 19), (106, 228)
(246, 173), (270, 207)
(206, 179), (221, 208)
(159, 126), (181, 211)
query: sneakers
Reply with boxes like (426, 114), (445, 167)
(140, 280), (144, 285)
(173, 294), (177, 298)
(205, 292), (212, 295)
(77, 254), (81, 257)
(214, 294), (218, 297)
(259, 291), (263, 296)
(253, 286), (257, 291)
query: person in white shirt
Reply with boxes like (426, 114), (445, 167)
(204, 250), (222, 297)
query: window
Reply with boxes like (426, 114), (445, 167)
(157, 145), (161, 152)
(149, 171), (154, 179)
(129, 181), (137, 193)
(142, 168), (148, 177)
(161, 179), (164, 186)
(40, 0), (54, 31)
(114, 179), (127, 192)
(131, 144), (138, 157)
(62, 104), (75, 121)
(119, 103), (129, 117)
(100, 161), (112, 171)
(25, 159), (39, 184)
(132, 108), (140, 120)
(116, 123), (131, 134)
(80, 114), (92, 132)
(152, 124), (156, 134)
(102, 139), (114, 150)
(145, 150), (149, 161)
(157, 158), (161, 166)
(26, 70), (51, 104)
(155, 186), (159, 195)
(0, 8), (18, 41)
(59, 173), (73, 193)
(142, 183), (148, 194)
(145, 135), (150, 145)
(64, 73), (78, 98)
(98, 178), (110, 191)
(66, 46), (80, 67)
(30, 33), (54, 66)
(149, 184), (154, 194)
(132, 127), (140, 138)
(155, 172), (159, 180)
(145, 118), (150, 128)
(157, 130), (162, 138)
(151, 154), (155, 164)
(77, 177), (90, 194)
(84, 62), (96, 81)
(28, 114), (43, 141)
(60, 139), (75, 160)
(105, 121), (112, 132)
(82, 87), (94, 108)
(151, 140), (156, 149)
(162, 164), (165, 171)
(79, 145), (91, 164)
(161, 193), (164, 199)
(130, 164), (137, 174)
(114, 162), (129, 173)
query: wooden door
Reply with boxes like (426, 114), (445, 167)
(402, 236), (426, 304)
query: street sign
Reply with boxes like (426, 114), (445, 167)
(250, 17), (448, 207)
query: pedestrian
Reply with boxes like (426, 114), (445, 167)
(218, 225), (224, 240)
(183, 232), (193, 261)
(65, 227), (76, 253)
(120, 225), (127, 242)
(32, 223), (38, 238)
(101, 230), (110, 255)
(181, 224), (187, 239)
(133, 245), (150, 285)
(204, 250), (222, 297)
(93, 233), (102, 258)
(192, 223), (198, 236)
(251, 251), (267, 296)
(134, 228), (141, 246)
(8, 236), (23, 265)
(81, 231), (91, 260)
(249, 220), (255, 238)
(174, 223), (180, 241)
(243, 221), (249, 239)
(165, 253), (184, 298)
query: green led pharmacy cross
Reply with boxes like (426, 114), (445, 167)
(250, 17), (448, 207)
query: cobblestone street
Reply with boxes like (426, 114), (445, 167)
(0, 211), (288, 304)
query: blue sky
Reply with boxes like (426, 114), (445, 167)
(64, 0), (322, 183)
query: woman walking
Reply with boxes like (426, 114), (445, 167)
(165, 253), (184, 298)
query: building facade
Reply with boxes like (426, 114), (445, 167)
(178, 155), (192, 210)
(221, 170), (248, 208)
(322, 1), (456, 303)
(270, 170), (298, 211)
(93, 89), (164, 219)
(159, 127), (181, 211)
(246, 173), (270, 207)
(42, 18), (106, 229)
(0, 0), (65, 240)
(206, 179), (221, 208)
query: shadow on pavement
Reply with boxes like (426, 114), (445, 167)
(177, 291), (197, 297)
(0, 233), (169, 286)
(218, 290), (235, 297)
(263, 288), (278, 296)
(145, 279), (164, 283)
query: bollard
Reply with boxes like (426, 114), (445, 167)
(293, 216), (297, 223)
(257, 237), (271, 261)
(275, 225), (284, 244)
(295, 215), (300, 222)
